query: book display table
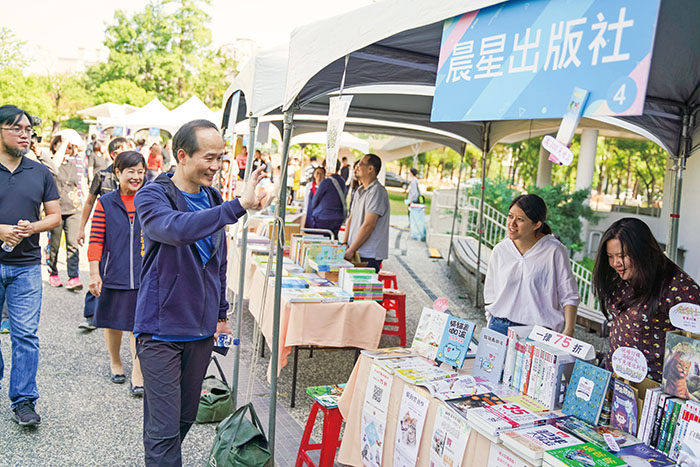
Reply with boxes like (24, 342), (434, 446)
(337, 354), (497, 466)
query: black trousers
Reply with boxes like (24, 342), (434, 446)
(136, 334), (213, 467)
(48, 213), (81, 278)
(360, 256), (383, 273)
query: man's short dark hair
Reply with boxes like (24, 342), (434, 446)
(173, 119), (220, 160)
(114, 151), (146, 173)
(365, 153), (382, 174)
(410, 168), (418, 177)
(309, 156), (317, 162)
(90, 134), (97, 141)
(108, 137), (128, 155)
(342, 157), (348, 162)
(0, 105), (32, 128)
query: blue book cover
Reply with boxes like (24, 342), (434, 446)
(436, 315), (475, 369)
(471, 327), (508, 384)
(615, 443), (674, 466)
(561, 360), (612, 426)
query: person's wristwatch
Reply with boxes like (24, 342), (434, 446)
(218, 318), (228, 323)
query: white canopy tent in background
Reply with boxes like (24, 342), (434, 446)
(220, 0), (700, 461)
(77, 102), (139, 119)
(290, 131), (369, 153)
(167, 95), (222, 130)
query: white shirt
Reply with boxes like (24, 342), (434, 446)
(484, 234), (580, 332)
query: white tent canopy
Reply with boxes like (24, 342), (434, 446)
(77, 102), (139, 119)
(290, 131), (369, 153)
(168, 95), (222, 129)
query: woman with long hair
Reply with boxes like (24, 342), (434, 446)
(593, 217), (700, 382)
(484, 194), (580, 336)
(88, 151), (146, 395)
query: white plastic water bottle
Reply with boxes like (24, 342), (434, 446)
(1, 242), (14, 252)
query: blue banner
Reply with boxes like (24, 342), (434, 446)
(431, 0), (661, 122)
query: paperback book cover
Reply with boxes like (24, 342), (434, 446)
(395, 365), (458, 385)
(611, 379), (638, 435)
(281, 288), (323, 302)
(308, 286), (352, 302)
(418, 374), (488, 401)
(615, 442), (674, 466)
(436, 315), (476, 368)
(305, 384), (346, 409)
(543, 442), (625, 467)
(678, 420), (700, 467)
(562, 360), (612, 425)
(466, 402), (547, 437)
(547, 416), (642, 450)
(502, 394), (549, 413)
(670, 399), (700, 460)
(393, 387), (429, 467)
(472, 327), (508, 384)
(360, 347), (418, 360)
(447, 392), (504, 420)
(500, 425), (582, 463)
(430, 404), (470, 467)
(662, 331), (700, 400)
(411, 307), (449, 361)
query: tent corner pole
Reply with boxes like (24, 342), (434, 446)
(666, 111), (692, 263)
(269, 107), (295, 460)
(447, 146), (467, 266)
(231, 115), (258, 409)
(475, 123), (490, 310)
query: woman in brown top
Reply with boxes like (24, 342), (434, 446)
(593, 218), (700, 382)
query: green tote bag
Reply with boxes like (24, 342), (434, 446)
(196, 356), (235, 424)
(207, 402), (272, 467)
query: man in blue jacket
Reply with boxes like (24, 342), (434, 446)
(134, 119), (265, 466)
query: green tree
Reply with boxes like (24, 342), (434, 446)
(39, 74), (91, 134)
(0, 68), (52, 119)
(0, 27), (29, 69)
(94, 79), (155, 106)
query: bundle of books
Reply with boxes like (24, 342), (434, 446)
(308, 258), (354, 273)
(501, 326), (577, 411)
(339, 268), (383, 301)
(308, 286), (353, 303)
(305, 384), (346, 409)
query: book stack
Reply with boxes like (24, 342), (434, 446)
(500, 425), (583, 466)
(281, 288), (323, 303)
(542, 442), (626, 467)
(268, 277), (309, 289)
(296, 273), (335, 287)
(339, 268), (383, 300)
(305, 384), (346, 409)
(308, 286), (353, 303)
(466, 402), (549, 442)
(308, 258), (354, 273)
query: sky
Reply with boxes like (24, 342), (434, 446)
(0, 0), (374, 74)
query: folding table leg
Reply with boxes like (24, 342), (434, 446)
(291, 345), (299, 408)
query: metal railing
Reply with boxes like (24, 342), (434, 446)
(431, 190), (600, 311)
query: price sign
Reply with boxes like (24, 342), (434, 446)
(670, 302), (700, 334)
(433, 297), (449, 312)
(611, 346), (648, 383)
(528, 325), (595, 360)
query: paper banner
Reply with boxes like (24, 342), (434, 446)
(326, 95), (354, 173)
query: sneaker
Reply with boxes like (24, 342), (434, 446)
(12, 401), (41, 427)
(0, 319), (9, 334)
(78, 316), (96, 331)
(66, 277), (83, 291)
(48, 274), (63, 287)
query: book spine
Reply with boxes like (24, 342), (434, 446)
(644, 389), (661, 444)
(657, 397), (675, 451)
(671, 402), (700, 460)
(526, 348), (540, 400)
(637, 388), (655, 441)
(502, 329), (516, 387)
(514, 342), (524, 391)
(649, 394), (668, 448)
(664, 400), (684, 453)
(669, 403), (691, 460)
(521, 343), (534, 394)
(541, 350), (554, 406)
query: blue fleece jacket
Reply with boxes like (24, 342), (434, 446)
(133, 173), (246, 338)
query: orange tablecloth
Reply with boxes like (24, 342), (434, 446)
(337, 355), (489, 467)
(244, 263), (386, 379)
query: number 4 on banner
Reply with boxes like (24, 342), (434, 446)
(527, 325), (595, 360)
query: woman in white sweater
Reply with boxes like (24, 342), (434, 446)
(484, 194), (579, 336)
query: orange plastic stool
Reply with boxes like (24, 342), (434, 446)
(296, 401), (343, 467)
(381, 290), (407, 346)
(378, 271), (398, 290)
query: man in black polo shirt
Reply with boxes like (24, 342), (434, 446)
(76, 136), (127, 330)
(0, 105), (61, 427)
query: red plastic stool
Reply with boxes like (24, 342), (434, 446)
(378, 271), (398, 290)
(296, 401), (343, 467)
(381, 290), (407, 346)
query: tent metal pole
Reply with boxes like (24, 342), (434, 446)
(666, 112), (692, 262)
(269, 108), (294, 460)
(231, 115), (258, 409)
(475, 123), (490, 308)
(447, 146), (467, 266)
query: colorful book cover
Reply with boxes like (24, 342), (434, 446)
(395, 365), (458, 386)
(281, 288), (323, 303)
(411, 308), (449, 361)
(361, 365), (393, 467)
(447, 392), (504, 419)
(271, 277), (310, 288)
(663, 398), (684, 453)
(436, 315), (476, 369)
(562, 360), (612, 425)
(547, 416), (642, 450)
(662, 331), (700, 400)
(615, 443), (674, 466)
(418, 374), (486, 401)
(678, 420), (700, 467)
(393, 387), (429, 467)
(611, 379), (638, 435)
(466, 403), (547, 436)
(472, 327), (508, 385)
(305, 384), (346, 409)
(430, 404), (470, 467)
(361, 347), (418, 360)
(670, 399), (700, 460)
(298, 273), (335, 287)
(543, 442), (625, 467)
(502, 394), (549, 413)
(308, 286), (352, 302)
(657, 397), (676, 451)
(500, 425), (583, 462)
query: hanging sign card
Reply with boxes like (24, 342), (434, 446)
(611, 347), (648, 383)
(431, 0), (661, 122)
(670, 302), (700, 334)
(528, 325), (595, 360)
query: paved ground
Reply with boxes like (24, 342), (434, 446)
(0, 213), (607, 466)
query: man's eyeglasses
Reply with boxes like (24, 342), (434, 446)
(0, 127), (33, 137)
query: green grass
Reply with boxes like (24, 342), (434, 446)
(388, 191), (431, 216)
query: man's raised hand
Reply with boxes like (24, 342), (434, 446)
(238, 166), (267, 210)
